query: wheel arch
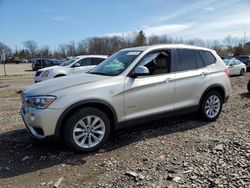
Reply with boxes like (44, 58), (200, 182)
(54, 74), (66, 78)
(54, 99), (118, 140)
(199, 84), (226, 107)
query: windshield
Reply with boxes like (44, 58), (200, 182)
(88, 50), (141, 76)
(223, 60), (231, 65)
(60, 58), (78, 66)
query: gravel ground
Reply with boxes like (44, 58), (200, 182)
(0, 65), (249, 188)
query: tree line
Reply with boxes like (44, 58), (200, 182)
(1, 30), (250, 60)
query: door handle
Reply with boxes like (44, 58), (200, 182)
(164, 78), (173, 83)
(201, 72), (208, 76)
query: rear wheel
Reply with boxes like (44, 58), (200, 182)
(200, 91), (222, 121)
(63, 107), (111, 152)
(240, 68), (245, 76)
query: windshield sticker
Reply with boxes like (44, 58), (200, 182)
(127, 51), (140, 56)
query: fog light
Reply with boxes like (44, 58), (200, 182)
(30, 114), (36, 122)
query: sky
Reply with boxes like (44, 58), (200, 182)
(0, 0), (250, 50)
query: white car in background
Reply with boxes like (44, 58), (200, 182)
(35, 55), (107, 82)
(223, 58), (246, 76)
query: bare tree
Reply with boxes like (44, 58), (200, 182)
(77, 40), (88, 55)
(0, 42), (12, 58)
(23, 40), (38, 58)
(58, 43), (67, 58)
(66, 41), (76, 56)
(39, 45), (50, 58)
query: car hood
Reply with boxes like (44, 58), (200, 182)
(38, 65), (64, 72)
(23, 73), (110, 96)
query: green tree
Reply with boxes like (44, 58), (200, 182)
(135, 30), (146, 46)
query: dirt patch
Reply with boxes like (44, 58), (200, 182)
(0, 64), (249, 188)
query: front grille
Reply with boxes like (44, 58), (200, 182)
(35, 71), (42, 76)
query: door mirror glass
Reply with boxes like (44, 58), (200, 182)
(73, 63), (80, 67)
(134, 66), (150, 76)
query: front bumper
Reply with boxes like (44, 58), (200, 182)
(34, 76), (43, 83)
(34, 74), (53, 83)
(21, 105), (64, 139)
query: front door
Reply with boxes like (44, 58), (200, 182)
(124, 50), (175, 122)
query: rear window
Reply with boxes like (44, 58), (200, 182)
(195, 51), (205, 69)
(199, 51), (216, 65)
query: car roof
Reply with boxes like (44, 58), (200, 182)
(120, 44), (214, 52)
(74, 55), (108, 59)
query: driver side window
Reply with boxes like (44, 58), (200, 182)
(138, 51), (171, 75)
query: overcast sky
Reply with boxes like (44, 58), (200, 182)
(0, 0), (249, 49)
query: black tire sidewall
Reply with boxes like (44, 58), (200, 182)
(200, 91), (223, 121)
(240, 69), (245, 76)
(63, 107), (111, 153)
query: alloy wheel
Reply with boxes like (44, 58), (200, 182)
(205, 95), (221, 118)
(73, 115), (105, 148)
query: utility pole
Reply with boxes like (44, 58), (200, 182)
(1, 50), (6, 76)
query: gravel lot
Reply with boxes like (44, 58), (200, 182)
(0, 64), (249, 188)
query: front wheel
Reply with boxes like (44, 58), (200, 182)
(63, 107), (111, 152)
(200, 91), (223, 121)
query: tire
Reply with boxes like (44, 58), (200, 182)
(63, 107), (111, 152)
(200, 91), (223, 121)
(240, 69), (245, 76)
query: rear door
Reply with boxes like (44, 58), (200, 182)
(174, 49), (209, 109)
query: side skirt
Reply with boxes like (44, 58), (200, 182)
(116, 105), (199, 129)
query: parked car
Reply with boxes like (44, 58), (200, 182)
(20, 58), (28, 63)
(21, 44), (231, 152)
(223, 58), (246, 76)
(235, 55), (250, 70)
(220, 56), (233, 60)
(32, 58), (64, 71)
(32, 58), (48, 71)
(34, 55), (107, 82)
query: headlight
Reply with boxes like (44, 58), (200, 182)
(25, 95), (56, 109)
(41, 70), (51, 78)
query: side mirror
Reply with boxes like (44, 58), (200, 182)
(73, 63), (80, 67)
(133, 66), (150, 76)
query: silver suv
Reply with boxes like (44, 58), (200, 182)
(21, 44), (231, 152)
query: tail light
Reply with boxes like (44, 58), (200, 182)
(224, 67), (230, 78)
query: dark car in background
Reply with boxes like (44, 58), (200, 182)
(32, 58), (65, 71)
(235, 55), (250, 71)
